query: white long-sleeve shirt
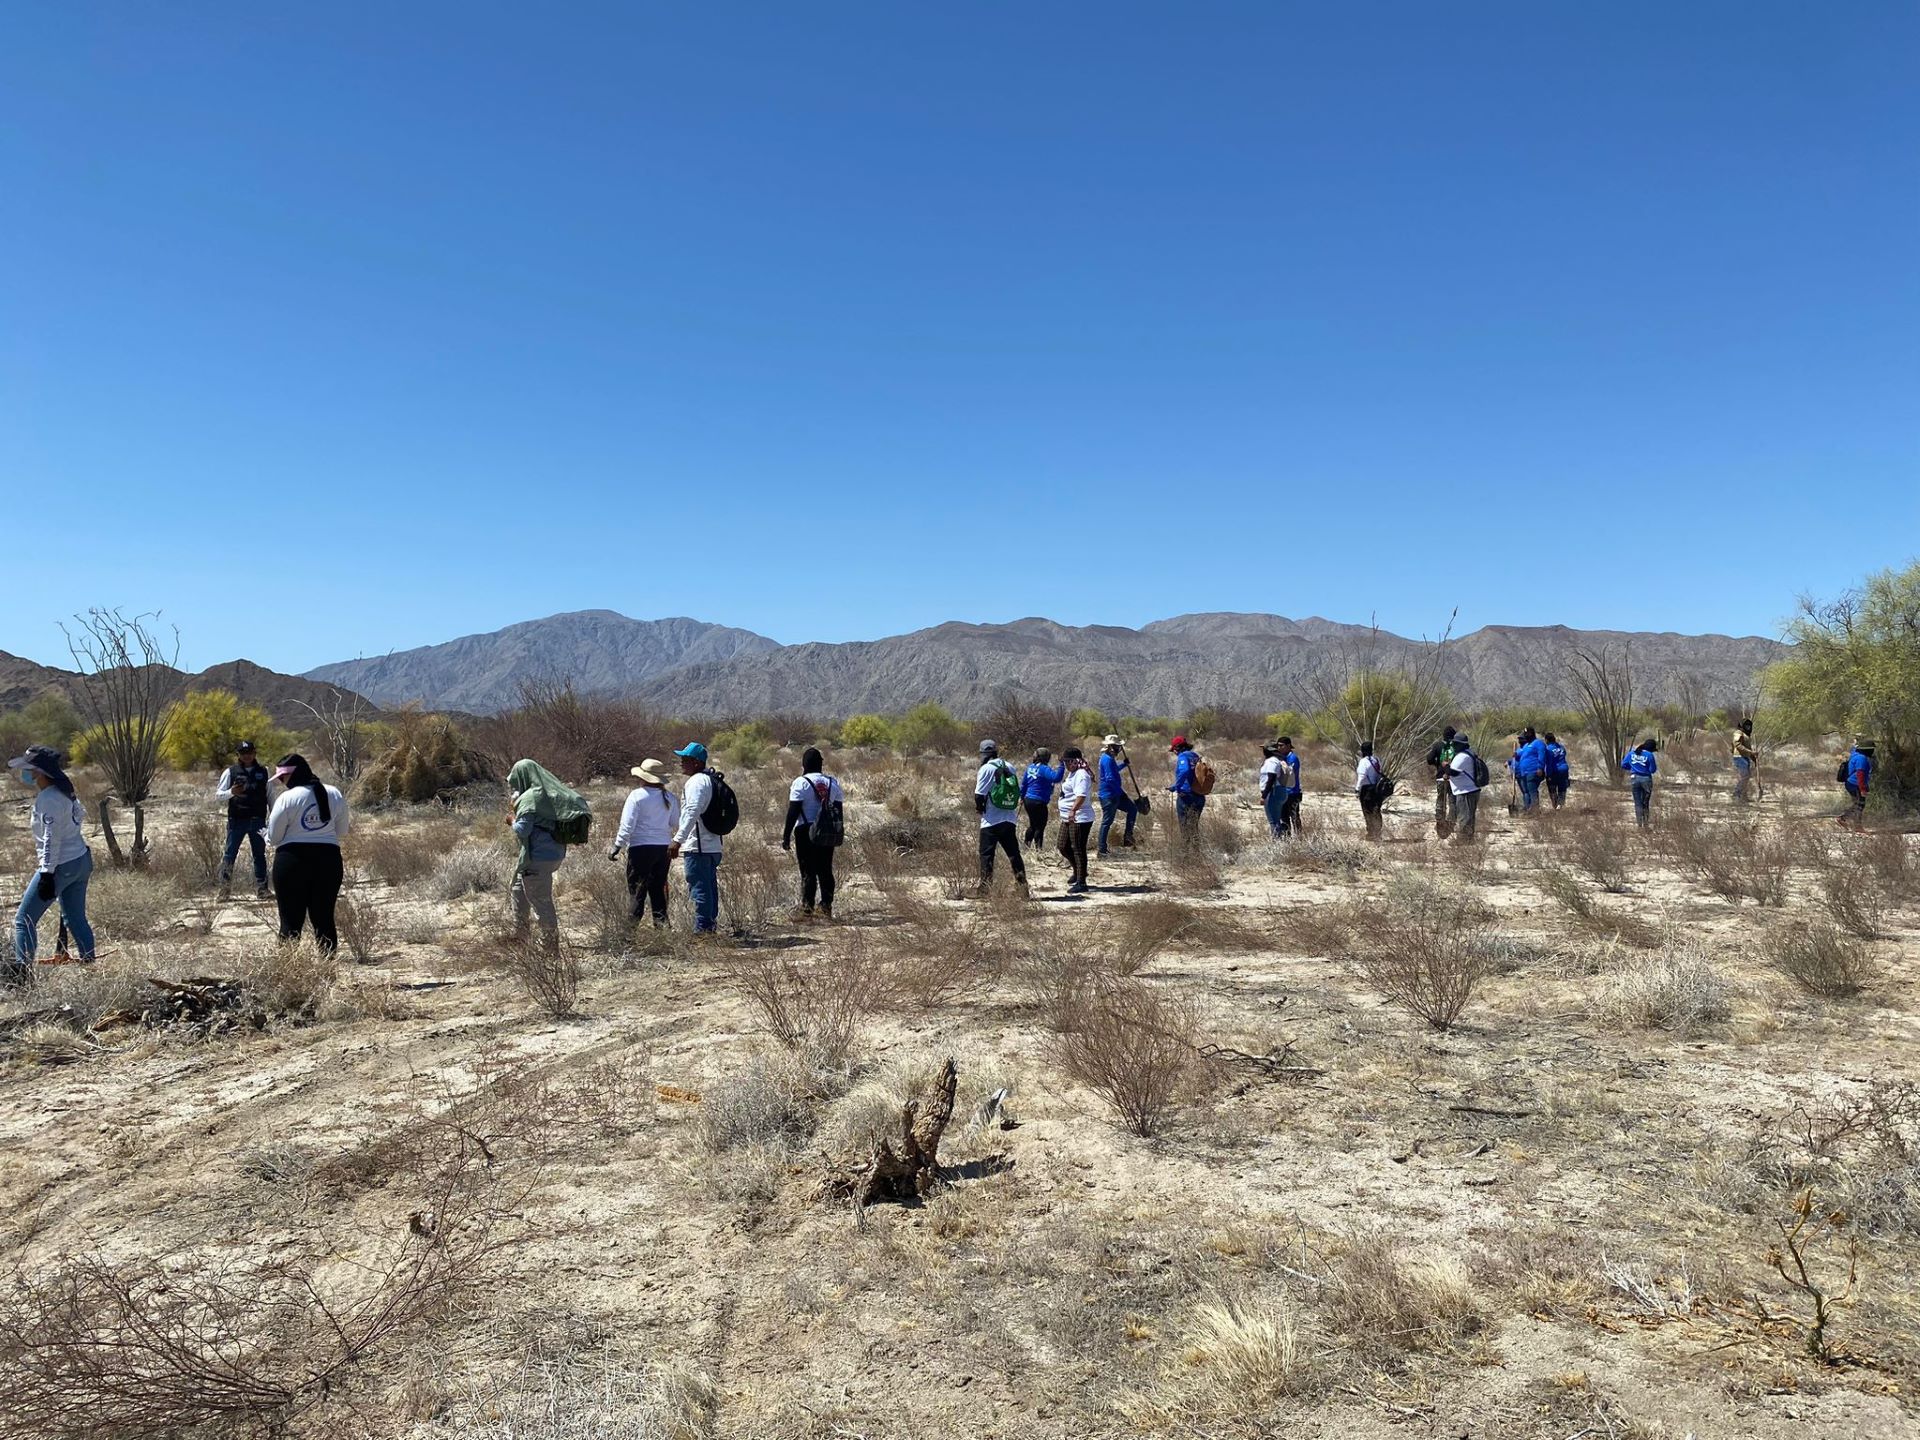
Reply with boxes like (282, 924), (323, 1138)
(615, 786), (681, 848)
(31, 787), (89, 872)
(672, 771), (723, 855)
(267, 784), (349, 847)
(1355, 755), (1383, 792)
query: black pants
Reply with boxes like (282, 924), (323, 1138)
(1358, 788), (1384, 840)
(979, 822), (1025, 886)
(625, 844), (670, 924)
(794, 829), (837, 912)
(273, 844), (342, 952)
(1022, 800), (1050, 850)
(1056, 819), (1091, 886)
(1546, 774), (1569, 808)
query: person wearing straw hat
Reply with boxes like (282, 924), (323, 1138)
(611, 758), (680, 928)
(1096, 735), (1137, 855)
(8, 744), (95, 981)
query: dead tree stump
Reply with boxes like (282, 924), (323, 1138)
(820, 1057), (957, 1206)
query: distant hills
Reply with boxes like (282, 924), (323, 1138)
(304, 610), (1784, 717)
(0, 651), (376, 728)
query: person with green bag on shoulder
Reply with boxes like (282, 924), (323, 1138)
(506, 758), (591, 951)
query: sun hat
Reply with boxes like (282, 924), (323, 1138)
(630, 758), (669, 787)
(1102, 733), (1124, 747)
(7, 744), (67, 783)
(673, 742), (708, 762)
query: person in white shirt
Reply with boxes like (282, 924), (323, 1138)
(1354, 741), (1388, 842)
(781, 746), (846, 919)
(609, 757), (680, 928)
(973, 739), (1029, 897)
(214, 739), (272, 899)
(668, 742), (724, 933)
(265, 753), (350, 952)
(1258, 742), (1288, 838)
(1053, 747), (1096, 894)
(8, 744), (95, 976)
(1447, 736), (1482, 843)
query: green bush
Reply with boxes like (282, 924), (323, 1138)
(159, 690), (290, 771)
(895, 701), (963, 755)
(0, 691), (82, 761)
(838, 714), (895, 750)
(70, 717), (161, 768)
(713, 721), (773, 770)
(1068, 708), (1111, 738)
(1264, 709), (1311, 742)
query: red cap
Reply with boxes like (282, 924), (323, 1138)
(1169, 735), (1187, 750)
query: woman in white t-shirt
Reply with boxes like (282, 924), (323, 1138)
(781, 747), (845, 919)
(1053, 747), (1096, 894)
(266, 753), (349, 952)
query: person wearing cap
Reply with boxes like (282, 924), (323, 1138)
(266, 753), (349, 951)
(782, 746), (846, 919)
(1020, 748), (1064, 852)
(1620, 739), (1659, 828)
(1167, 735), (1204, 842)
(973, 739), (1029, 896)
(1425, 725), (1459, 837)
(1731, 718), (1758, 805)
(1274, 736), (1304, 836)
(1354, 740), (1387, 841)
(1447, 735), (1482, 841)
(610, 758), (680, 928)
(1840, 738), (1875, 829)
(668, 742), (725, 933)
(214, 739), (272, 900)
(9, 744), (95, 979)
(1258, 742), (1288, 838)
(1096, 735), (1137, 855)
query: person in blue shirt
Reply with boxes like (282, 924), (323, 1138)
(1276, 736), (1304, 836)
(1167, 735), (1204, 842)
(1620, 739), (1659, 828)
(1841, 739), (1875, 829)
(1096, 735), (1137, 855)
(1021, 748), (1064, 851)
(1514, 728), (1549, 813)
(1542, 733), (1571, 809)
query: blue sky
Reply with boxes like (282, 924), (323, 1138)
(2, 3), (1915, 674)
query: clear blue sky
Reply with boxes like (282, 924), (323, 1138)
(3, 3), (1915, 674)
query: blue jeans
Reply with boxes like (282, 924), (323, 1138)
(1732, 756), (1752, 802)
(222, 816), (268, 886)
(1631, 777), (1653, 827)
(1262, 787), (1287, 837)
(683, 852), (721, 933)
(1097, 793), (1136, 852)
(1175, 792), (1206, 840)
(14, 849), (96, 967)
(1518, 773), (1540, 811)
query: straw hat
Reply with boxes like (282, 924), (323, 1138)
(1102, 734), (1124, 747)
(630, 758), (670, 787)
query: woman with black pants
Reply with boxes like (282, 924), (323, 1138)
(782, 747), (845, 920)
(266, 753), (349, 952)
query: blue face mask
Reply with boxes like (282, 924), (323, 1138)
(17, 768), (37, 786)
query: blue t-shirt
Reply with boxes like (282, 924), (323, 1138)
(1847, 750), (1874, 788)
(1171, 750), (1199, 794)
(1544, 742), (1569, 776)
(1022, 762), (1063, 802)
(1621, 749), (1657, 779)
(1282, 751), (1302, 796)
(1097, 752), (1128, 799)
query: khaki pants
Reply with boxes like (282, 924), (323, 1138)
(512, 857), (562, 943)
(1434, 778), (1456, 836)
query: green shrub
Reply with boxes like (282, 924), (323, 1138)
(1264, 710), (1311, 742)
(713, 722), (772, 769)
(159, 690), (290, 771)
(894, 702), (963, 755)
(1068, 708), (1111, 738)
(839, 714), (895, 750)
(0, 691), (82, 760)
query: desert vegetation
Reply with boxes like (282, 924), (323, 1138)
(2, 662), (1918, 1437)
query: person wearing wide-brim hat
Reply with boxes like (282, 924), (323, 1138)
(609, 758), (681, 929)
(1840, 737), (1876, 829)
(7, 744), (95, 981)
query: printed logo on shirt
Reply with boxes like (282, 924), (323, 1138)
(299, 800), (329, 831)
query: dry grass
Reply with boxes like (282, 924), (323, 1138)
(1536, 867), (1661, 949)
(426, 842), (513, 901)
(1596, 944), (1732, 1034)
(352, 824), (455, 886)
(1776, 923), (1876, 999)
(725, 945), (874, 1071)
(334, 884), (389, 965)
(1324, 1236), (1485, 1360)
(242, 936), (342, 1019)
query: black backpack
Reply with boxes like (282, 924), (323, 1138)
(806, 775), (844, 848)
(1836, 759), (1851, 784)
(701, 768), (740, 836)
(1471, 754), (1491, 788)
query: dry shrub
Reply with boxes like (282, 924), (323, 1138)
(1551, 815), (1632, 893)
(427, 842), (511, 901)
(1706, 821), (1795, 907)
(1270, 900), (1361, 959)
(145, 810), (223, 892)
(479, 935), (581, 1018)
(1350, 879), (1489, 1031)
(726, 946), (873, 1071)
(1164, 847), (1223, 894)
(1264, 833), (1380, 875)
(1657, 805), (1719, 873)
(1597, 944), (1732, 1034)
(1325, 1238), (1484, 1359)
(243, 936), (341, 1018)
(720, 841), (787, 939)
(457, 1353), (717, 1440)
(79, 867), (169, 946)
(352, 824), (450, 886)
(0, 1147), (505, 1439)
(1106, 897), (1259, 973)
(1536, 866), (1660, 949)
(1776, 923), (1876, 999)
(699, 1052), (818, 1153)
(1050, 978), (1208, 1137)
(1819, 870), (1886, 940)
(335, 884), (389, 965)
(5, 941), (200, 1030)
(1855, 829), (1918, 903)
(563, 857), (639, 952)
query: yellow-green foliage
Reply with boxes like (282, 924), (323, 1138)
(1264, 709), (1312, 742)
(894, 701), (963, 755)
(1068, 707), (1111, 738)
(713, 719), (774, 769)
(838, 714), (895, 750)
(159, 690), (290, 771)
(1766, 562), (1920, 796)
(1312, 671), (1423, 747)
(69, 717), (160, 767)
(0, 690), (82, 760)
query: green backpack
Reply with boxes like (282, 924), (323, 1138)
(987, 761), (1020, 811)
(552, 810), (592, 846)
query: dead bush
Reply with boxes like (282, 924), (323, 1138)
(427, 842), (512, 901)
(1324, 1236), (1485, 1359)
(483, 935), (581, 1018)
(1596, 944), (1732, 1034)
(243, 936), (341, 1018)
(720, 841), (787, 939)
(1551, 816), (1633, 893)
(0, 941), (199, 1033)
(726, 946), (874, 1072)
(699, 1053), (818, 1153)
(1854, 828), (1917, 903)
(352, 825), (450, 886)
(335, 884), (389, 965)
(1776, 923), (1876, 999)
(563, 857), (638, 953)
(1350, 880), (1489, 1030)
(1818, 870), (1886, 940)
(80, 867), (169, 946)
(1536, 866), (1661, 949)
(1050, 979), (1209, 1137)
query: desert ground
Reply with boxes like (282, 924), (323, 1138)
(2, 736), (1916, 1439)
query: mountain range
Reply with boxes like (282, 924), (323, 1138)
(0, 652), (376, 728)
(303, 610), (1784, 718)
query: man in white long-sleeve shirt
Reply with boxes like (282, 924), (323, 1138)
(609, 758), (680, 928)
(667, 742), (723, 933)
(214, 739), (272, 899)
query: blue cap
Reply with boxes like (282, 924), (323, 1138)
(674, 742), (708, 762)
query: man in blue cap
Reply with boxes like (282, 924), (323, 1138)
(668, 741), (724, 933)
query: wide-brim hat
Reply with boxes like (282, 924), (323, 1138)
(631, 758), (669, 787)
(1102, 734), (1124, 747)
(7, 745), (69, 786)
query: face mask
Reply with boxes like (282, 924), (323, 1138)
(17, 769), (36, 787)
